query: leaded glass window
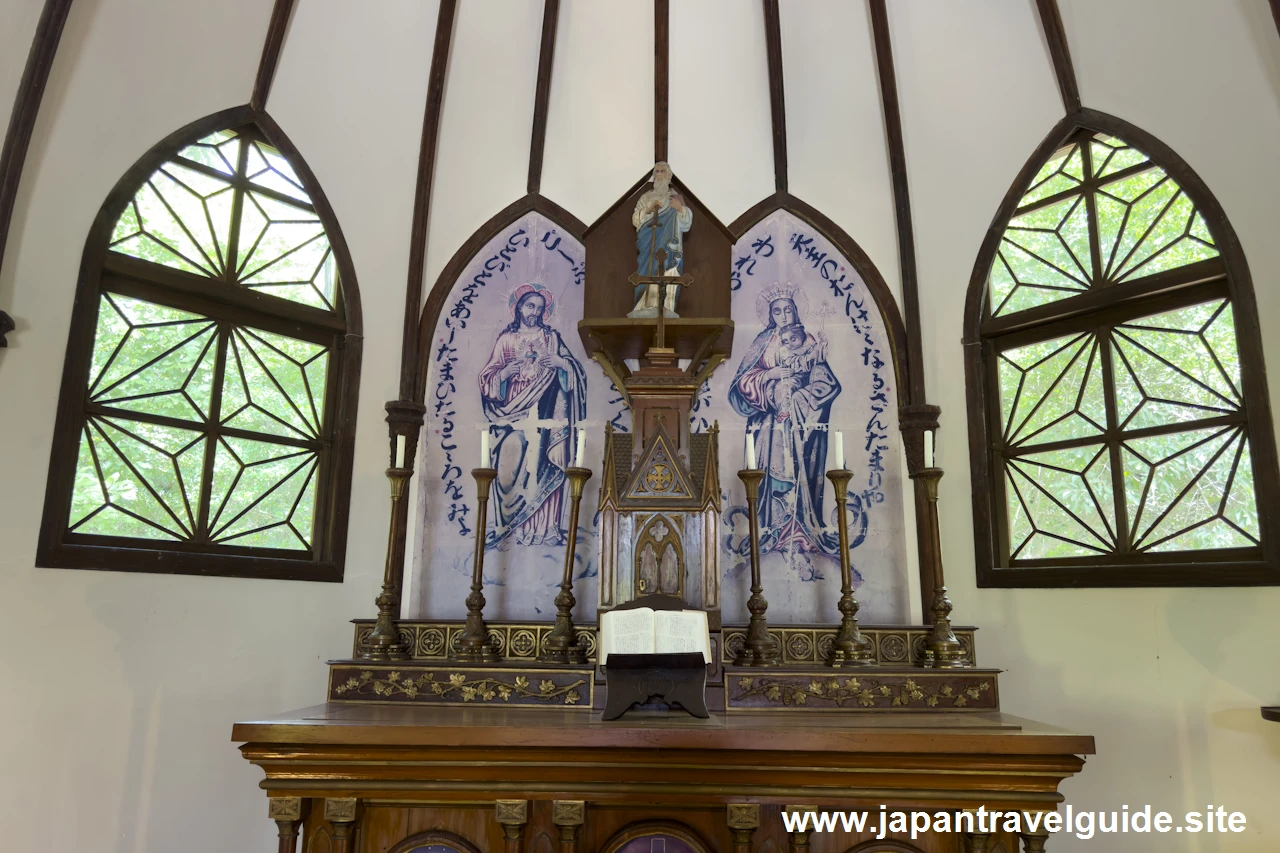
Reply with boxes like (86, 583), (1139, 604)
(967, 119), (1279, 586)
(39, 116), (360, 581)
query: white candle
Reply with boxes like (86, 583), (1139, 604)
(575, 428), (586, 467)
(395, 434), (406, 468)
(833, 430), (845, 470)
(745, 430), (756, 469)
(924, 430), (935, 468)
(480, 429), (490, 467)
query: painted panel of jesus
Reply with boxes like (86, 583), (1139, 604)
(480, 284), (587, 547)
(695, 209), (910, 624)
(410, 212), (626, 621)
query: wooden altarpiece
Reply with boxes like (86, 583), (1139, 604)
(233, 168), (1093, 853)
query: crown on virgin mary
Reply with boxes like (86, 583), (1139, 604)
(761, 283), (800, 303)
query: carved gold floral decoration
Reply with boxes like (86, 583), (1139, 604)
(334, 670), (586, 705)
(734, 676), (991, 709)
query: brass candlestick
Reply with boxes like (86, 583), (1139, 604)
(909, 466), (969, 668)
(734, 469), (780, 666)
(825, 469), (876, 667)
(540, 466), (593, 664)
(361, 467), (412, 660)
(452, 467), (500, 663)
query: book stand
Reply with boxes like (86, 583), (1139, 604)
(602, 594), (710, 721)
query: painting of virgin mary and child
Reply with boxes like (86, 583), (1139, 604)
(478, 284), (586, 549)
(729, 289), (866, 558)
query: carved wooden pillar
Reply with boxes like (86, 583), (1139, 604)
(324, 798), (359, 853)
(727, 804), (759, 853)
(963, 831), (991, 853)
(1019, 829), (1049, 852)
(268, 797), (304, 853)
(553, 800), (585, 852)
(785, 804), (813, 851)
(496, 800), (529, 853)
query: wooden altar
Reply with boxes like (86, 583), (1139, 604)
(232, 153), (1096, 851)
(235, 704), (1093, 853)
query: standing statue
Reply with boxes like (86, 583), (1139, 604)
(629, 161), (693, 318)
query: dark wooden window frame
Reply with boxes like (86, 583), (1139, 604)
(36, 106), (363, 582)
(964, 109), (1280, 588)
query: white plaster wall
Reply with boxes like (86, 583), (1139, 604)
(540, 0), (653, 225)
(1, 2), (1278, 852)
(421, 0), (542, 292)
(0, 0), (399, 851)
(893, 0), (1280, 849)
(0, 0), (46, 151)
(781, 0), (901, 304)
(667, 0), (773, 224)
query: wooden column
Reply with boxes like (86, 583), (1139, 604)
(268, 797), (304, 853)
(323, 798), (359, 853)
(496, 800), (529, 853)
(727, 804), (759, 853)
(553, 800), (585, 852)
(785, 804), (814, 851)
(1019, 829), (1049, 852)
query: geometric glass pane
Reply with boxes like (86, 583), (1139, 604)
(111, 125), (339, 314)
(70, 415), (204, 540)
(208, 436), (316, 549)
(109, 166), (233, 277)
(998, 332), (1104, 446)
(1089, 132), (1150, 179)
(220, 326), (329, 439)
(247, 141), (311, 204)
(1123, 425), (1256, 552)
(1111, 299), (1241, 431)
(1019, 143), (1083, 207)
(88, 293), (217, 423)
(178, 129), (239, 175)
(1006, 442), (1114, 559)
(1004, 195), (1092, 285)
(1097, 166), (1218, 283)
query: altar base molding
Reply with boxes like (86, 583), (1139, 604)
(235, 704), (1092, 853)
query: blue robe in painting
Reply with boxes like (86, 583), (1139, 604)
(729, 322), (866, 557)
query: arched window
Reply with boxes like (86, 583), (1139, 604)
(965, 111), (1279, 587)
(37, 110), (361, 582)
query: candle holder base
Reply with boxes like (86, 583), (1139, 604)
(920, 584), (970, 669)
(538, 466), (592, 665)
(360, 467), (413, 661)
(452, 611), (501, 664)
(539, 593), (587, 665)
(452, 467), (501, 665)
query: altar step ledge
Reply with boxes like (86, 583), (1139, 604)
(336, 621), (998, 714)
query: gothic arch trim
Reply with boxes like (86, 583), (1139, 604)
(730, 191), (911, 406)
(386, 829), (483, 853)
(413, 192), (587, 403)
(597, 819), (713, 853)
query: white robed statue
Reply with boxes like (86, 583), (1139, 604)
(628, 161), (693, 318)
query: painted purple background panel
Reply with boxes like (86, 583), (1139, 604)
(411, 208), (908, 625)
(411, 212), (623, 620)
(707, 210), (909, 624)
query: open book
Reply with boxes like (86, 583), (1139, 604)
(599, 607), (711, 664)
